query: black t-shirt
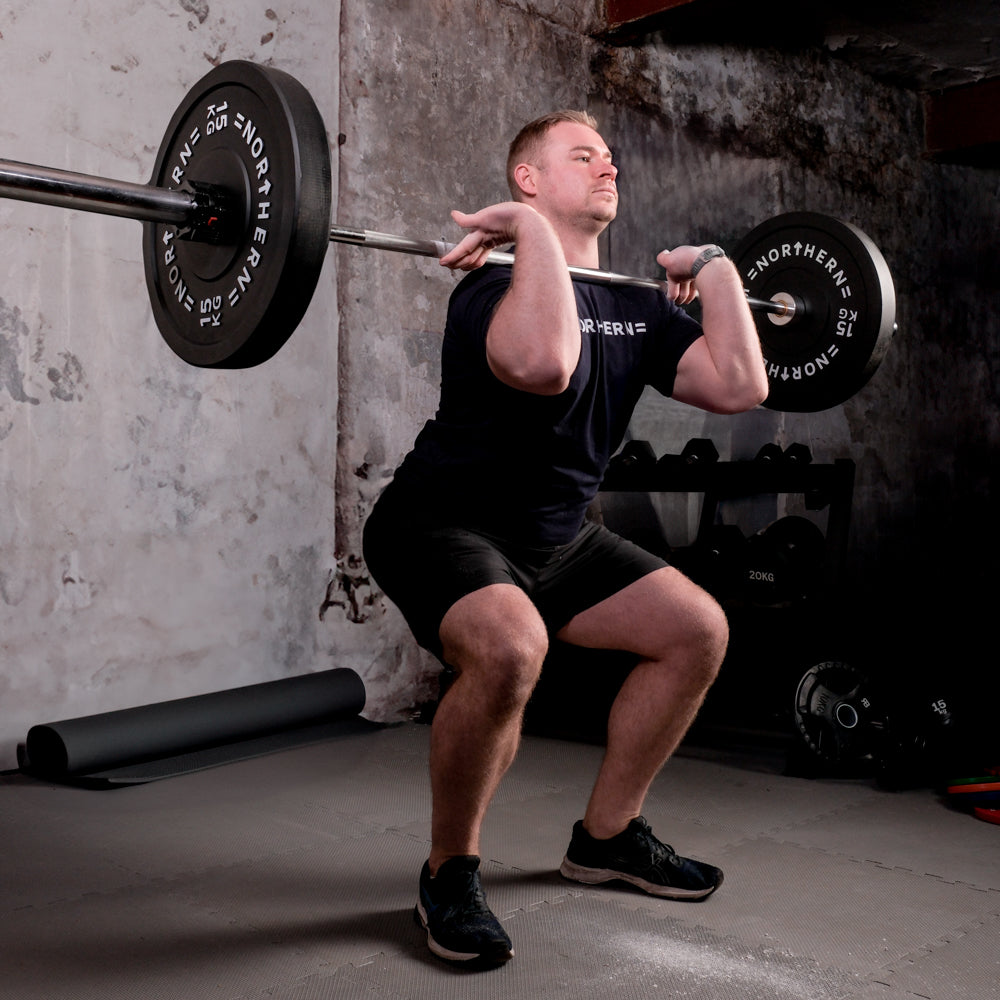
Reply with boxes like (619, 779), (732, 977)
(390, 263), (703, 546)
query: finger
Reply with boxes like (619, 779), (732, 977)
(450, 208), (477, 229)
(440, 235), (496, 271)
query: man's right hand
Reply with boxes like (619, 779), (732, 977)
(442, 202), (579, 396)
(439, 203), (541, 271)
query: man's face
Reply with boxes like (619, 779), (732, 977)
(528, 121), (618, 233)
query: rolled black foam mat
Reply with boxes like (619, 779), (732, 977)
(19, 667), (369, 787)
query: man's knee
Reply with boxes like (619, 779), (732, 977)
(631, 580), (728, 686)
(677, 588), (729, 683)
(440, 586), (549, 708)
(454, 627), (548, 713)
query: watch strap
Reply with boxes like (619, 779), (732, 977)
(690, 244), (727, 278)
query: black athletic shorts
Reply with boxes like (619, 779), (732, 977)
(362, 482), (668, 661)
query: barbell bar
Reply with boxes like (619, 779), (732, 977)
(326, 223), (792, 318)
(0, 162), (794, 312)
(0, 59), (895, 410)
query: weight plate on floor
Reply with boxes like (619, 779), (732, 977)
(142, 61), (332, 368)
(733, 212), (896, 411)
(946, 773), (1000, 786)
(794, 660), (883, 762)
(946, 780), (1000, 805)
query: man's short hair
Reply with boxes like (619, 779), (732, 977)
(506, 110), (599, 199)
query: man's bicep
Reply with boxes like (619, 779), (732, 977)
(670, 336), (727, 411)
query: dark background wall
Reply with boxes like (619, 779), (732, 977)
(334, 0), (998, 737)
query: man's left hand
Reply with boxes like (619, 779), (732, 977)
(656, 245), (715, 304)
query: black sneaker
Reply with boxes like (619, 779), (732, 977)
(559, 817), (723, 900)
(415, 855), (514, 966)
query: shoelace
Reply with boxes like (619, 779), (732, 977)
(632, 819), (682, 868)
(439, 868), (490, 914)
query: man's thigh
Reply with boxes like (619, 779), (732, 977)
(530, 522), (669, 638)
(363, 487), (539, 659)
(554, 565), (725, 660)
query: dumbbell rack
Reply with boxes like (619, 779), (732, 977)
(601, 455), (859, 757)
(600, 456), (856, 594)
(525, 455), (858, 751)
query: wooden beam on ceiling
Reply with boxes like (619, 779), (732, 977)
(604, 0), (699, 32)
(925, 77), (1000, 166)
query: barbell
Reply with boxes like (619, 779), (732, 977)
(0, 60), (896, 411)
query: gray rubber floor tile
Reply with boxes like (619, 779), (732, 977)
(635, 837), (998, 977)
(2, 884), (287, 1000)
(302, 890), (862, 1000)
(877, 912), (1000, 999)
(3, 723), (993, 999)
(645, 754), (885, 835)
(772, 789), (1000, 891)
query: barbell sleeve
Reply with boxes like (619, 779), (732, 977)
(0, 157), (195, 226)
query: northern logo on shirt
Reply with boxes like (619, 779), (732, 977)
(579, 317), (647, 337)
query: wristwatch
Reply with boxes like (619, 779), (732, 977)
(690, 244), (727, 278)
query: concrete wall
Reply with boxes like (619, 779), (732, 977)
(1, 0), (995, 767)
(0, 1), (345, 769)
(335, 0), (997, 718)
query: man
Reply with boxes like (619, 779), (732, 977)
(363, 111), (768, 967)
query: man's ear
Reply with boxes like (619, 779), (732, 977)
(512, 162), (537, 198)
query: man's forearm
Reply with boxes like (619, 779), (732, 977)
(695, 257), (768, 407)
(486, 214), (580, 395)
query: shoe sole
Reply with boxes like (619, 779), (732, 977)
(414, 902), (514, 967)
(559, 856), (722, 900)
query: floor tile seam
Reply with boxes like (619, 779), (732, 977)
(247, 956), (414, 1000)
(219, 948), (417, 1000)
(649, 813), (775, 845)
(872, 911), (1000, 980)
(857, 975), (941, 999)
(766, 836), (1000, 892)
(753, 795), (893, 839)
(492, 780), (589, 807)
(3, 870), (202, 916)
(277, 810), (433, 841)
(145, 824), (447, 882)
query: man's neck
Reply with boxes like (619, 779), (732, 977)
(549, 220), (604, 270)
